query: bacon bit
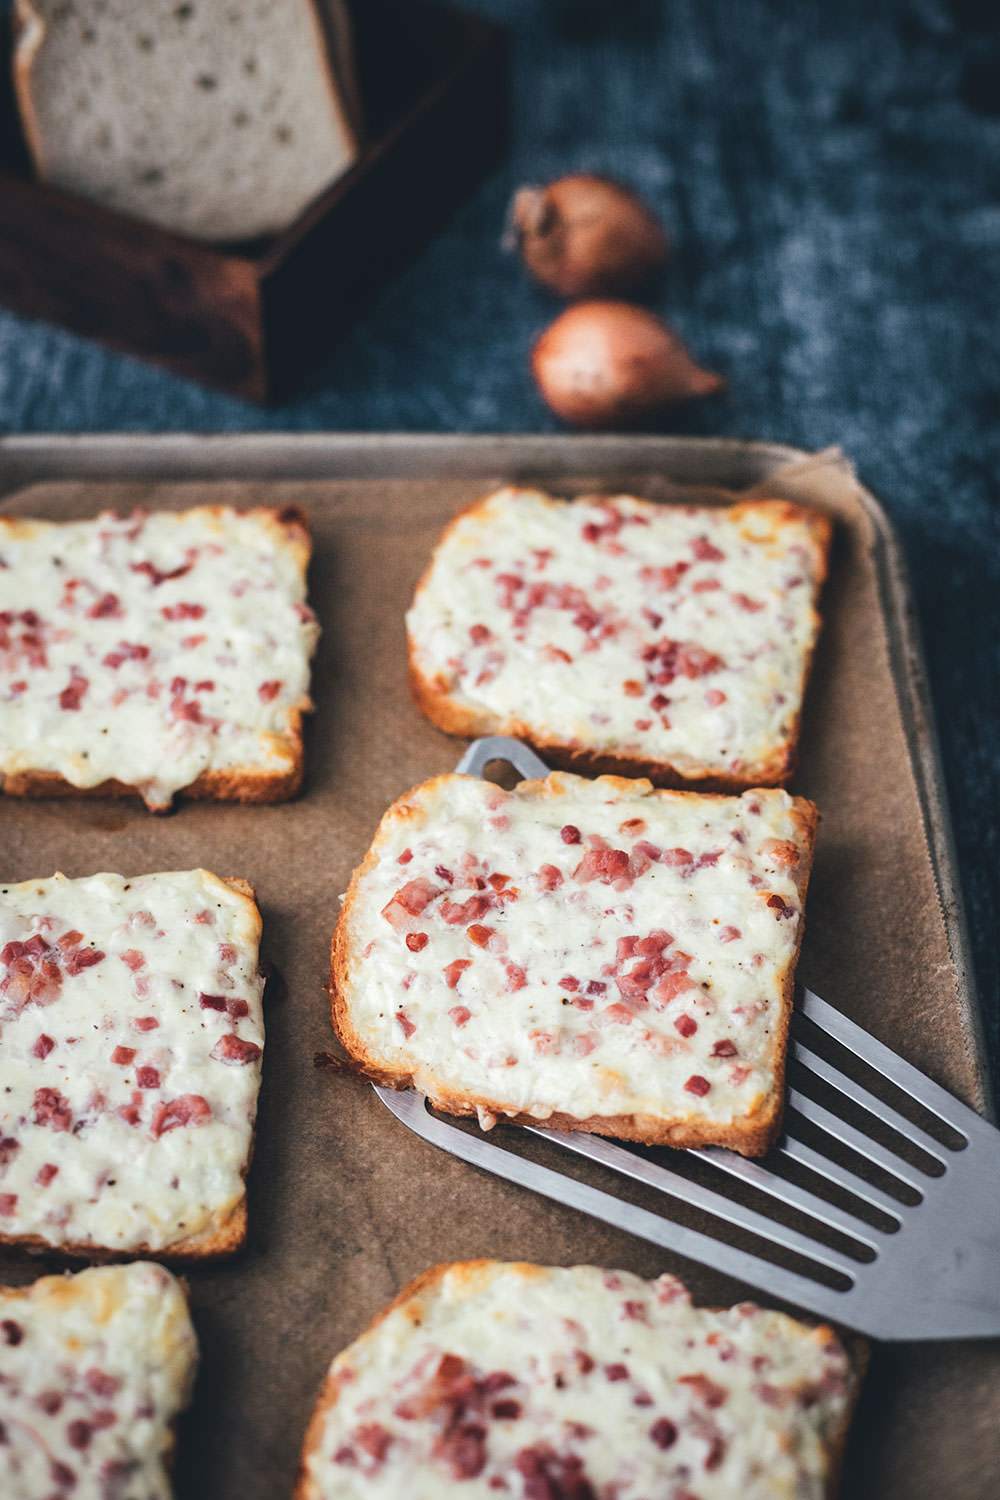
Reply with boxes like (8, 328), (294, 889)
(136, 1066), (161, 1089)
(64, 944), (104, 976)
(504, 962), (528, 993)
(571, 997), (595, 1012)
(151, 1095), (212, 1137)
(662, 847), (693, 868)
(487, 873), (510, 890)
(621, 677), (645, 697)
(586, 980), (606, 996)
(685, 1075), (711, 1097)
(514, 1445), (593, 1495)
(767, 894), (797, 920)
(602, 1002), (634, 1026)
(32, 1033), (55, 1058)
(633, 1390), (654, 1407)
(31, 1087), (73, 1131)
(559, 975), (579, 991)
(762, 839), (800, 867)
(0, 1137), (18, 1168)
(181, 635), (205, 650)
(605, 1362), (629, 1381)
(102, 640), (150, 668)
(650, 1417), (678, 1448)
(406, 932), (429, 953)
(130, 557), (194, 587)
(708, 1040), (737, 1061)
(120, 949), (145, 971)
(111, 1046), (136, 1065)
(733, 592), (765, 612)
(680, 1372), (729, 1408)
(492, 1399), (521, 1420)
(381, 878), (440, 929)
(162, 602), (206, 620)
(117, 1091), (143, 1126)
(622, 1299), (648, 1322)
(228, 998), (249, 1019)
(87, 592), (122, 618)
(211, 1034), (262, 1065)
(449, 1006), (472, 1027)
(693, 577), (721, 593)
(441, 894), (492, 925)
(692, 536), (725, 562)
(674, 1014), (698, 1038)
(536, 863), (563, 891)
(257, 679), (282, 703)
(134, 1016), (159, 1031)
(718, 926), (741, 943)
(58, 667), (89, 711)
(0, 1194), (17, 1216)
(397, 848), (414, 865)
(697, 850), (721, 869)
(529, 1030), (558, 1055)
(434, 865), (455, 885)
(469, 623), (492, 644)
(441, 960), (471, 990)
(705, 688), (727, 707)
(573, 847), (629, 884)
(67, 1420), (92, 1450)
(572, 1033), (598, 1056)
(634, 718), (653, 730)
(466, 925), (494, 948)
(641, 561), (691, 590)
(36, 1164), (59, 1187)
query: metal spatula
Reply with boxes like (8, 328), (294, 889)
(375, 738), (1000, 1341)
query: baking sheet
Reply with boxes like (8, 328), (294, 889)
(0, 437), (995, 1499)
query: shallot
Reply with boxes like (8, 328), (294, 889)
(531, 301), (723, 429)
(507, 174), (669, 299)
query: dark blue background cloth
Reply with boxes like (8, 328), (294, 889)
(0, 0), (997, 1099)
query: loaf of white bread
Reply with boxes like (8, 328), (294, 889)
(13, 0), (359, 242)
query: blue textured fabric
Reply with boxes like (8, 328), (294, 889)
(0, 0), (997, 1097)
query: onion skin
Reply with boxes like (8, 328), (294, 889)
(531, 301), (724, 429)
(508, 174), (669, 299)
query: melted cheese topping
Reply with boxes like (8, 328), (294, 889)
(0, 507), (319, 809)
(338, 773), (813, 1135)
(0, 1261), (196, 1500)
(407, 489), (829, 781)
(300, 1262), (852, 1500)
(0, 870), (264, 1253)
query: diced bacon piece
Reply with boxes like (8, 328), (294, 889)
(258, 679), (282, 702)
(440, 894), (492, 925)
(719, 925), (741, 943)
(662, 847), (693, 868)
(406, 932), (429, 953)
(0, 1138), (19, 1168)
(536, 863), (563, 891)
(585, 980), (606, 996)
(64, 945), (105, 976)
(602, 1003), (634, 1026)
(31, 1087), (73, 1131)
(684, 1075), (711, 1096)
(443, 960), (472, 990)
(469, 623), (492, 644)
(559, 975), (579, 991)
(733, 592), (765, 612)
(488, 873), (510, 890)
(136, 1066), (161, 1089)
(381, 879), (440, 930)
(679, 1372), (729, 1407)
(120, 949), (145, 971)
(111, 1046), (136, 1065)
(650, 1417), (678, 1449)
(87, 592), (122, 619)
(36, 1164), (59, 1187)
(397, 849), (413, 865)
(705, 688), (727, 706)
(449, 1006), (472, 1027)
(134, 1016), (159, 1030)
(560, 825), (581, 844)
(605, 1363), (629, 1381)
(529, 1030), (559, 1055)
(634, 840), (662, 862)
(151, 1095), (212, 1138)
(199, 993), (227, 1011)
(573, 847), (630, 884)
(227, 998), (249, 1019)
(210, 1034), (262, 1065)
(761, 838), (800, 867)
(59, 667), (89, 711)
(712, 1039), (738, 1058)
(466, 925), (494, 948)
(692, 536), (725, 562)
(640, 561), (690, 590)
(697, 850), (722, 869)
(572, 1033), (598, 1056)
(0, 1194), (17, 1215)
(32, 1033), (55, 1058)
(117, 1091), (144, 1126)
(767, 894), (797, 920)
(674, 1014), (698, 1038)
(616, 935), (639, 964)
(622, 678), (643, 696)
(161, 602), (206, 621)
(130, 557), (194, 587)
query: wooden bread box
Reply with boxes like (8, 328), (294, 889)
(0, 1), (508, 403)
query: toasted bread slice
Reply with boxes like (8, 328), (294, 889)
(0, 869), (265, 1260)
(0, 504), (318, 810)
(407, 488), (831, 790)
(0, 1261), (197, 1498)
(331, 771), (817, 1156)
(295, 1260), (860, 1499)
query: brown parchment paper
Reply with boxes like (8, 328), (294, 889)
(1, 451), (996, 1499)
